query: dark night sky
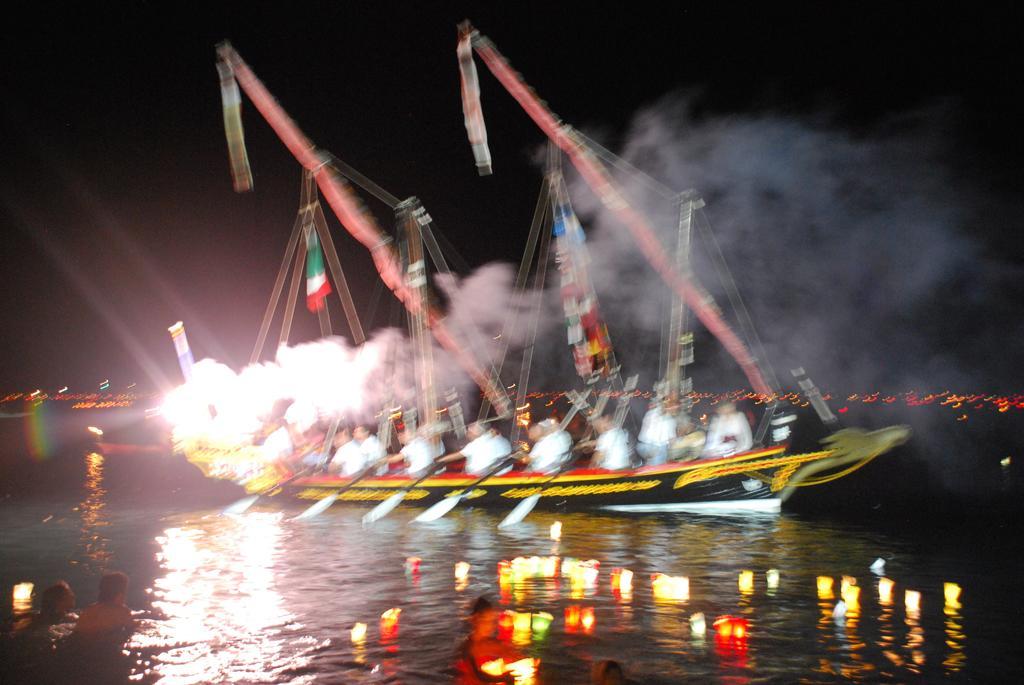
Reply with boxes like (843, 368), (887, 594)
(1, 2), (1022, 394)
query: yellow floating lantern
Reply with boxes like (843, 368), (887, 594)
(877, 577), (895, 604)
(580, 606), (596, 633)
(541, 556), (559, 578)
(350, 622), (367, 643)
(550, 520), (562, 541)
(840, 575), (857, 597)
(455, 561), (471, 581)
(738, 570), (754, 594)
(905, 589), (921, 613)
(652, 573), (689, 601)
(816, 576), (834, 599)
(766, 569), (780, 589)
(12, 582), (33, 612)
(842, 584), (861, 610)
(944, 582), (962, 608)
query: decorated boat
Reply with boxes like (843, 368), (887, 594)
(164, 31), (910, 519)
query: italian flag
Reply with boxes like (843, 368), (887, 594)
(305, 227), (332, 312)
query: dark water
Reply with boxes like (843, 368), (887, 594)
(2, 445), (1022, 683)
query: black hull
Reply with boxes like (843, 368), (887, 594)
(275, 446), (836, 514)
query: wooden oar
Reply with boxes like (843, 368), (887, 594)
(413, 454), (518, 523)
(292, 458), (385, 520)
(361, 462), (447, 525)
(496, 462), (576, 529)
(223, 462), (316, 515)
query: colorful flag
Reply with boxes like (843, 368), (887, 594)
(305, 227), (332, 312)
(551, 177), (612, 380)
(216, 58), (253, 192)
(457, 24), (492, 175)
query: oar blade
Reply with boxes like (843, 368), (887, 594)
(498, 493), (541, 529)
(293, 492), (338, 520)
(223, 495), (259, 516)
(362, 491), (406, 525)
(414, 495), (462, 523)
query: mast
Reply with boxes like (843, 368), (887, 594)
(457, 24), (774, 398)
(216, 42), (512, 417)
(397, 197), (439, 446)
(664, 190), (703, 410)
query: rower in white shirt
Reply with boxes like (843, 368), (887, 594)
(637, 401), (677, 466)
(392, 427), (443, 477)
(455, 422), (513, 475)
(329, 427), (367, 475)
(591, 415), (633, 470)
(527, 419), (573, 474)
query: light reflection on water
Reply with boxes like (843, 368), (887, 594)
(1, 454), (1020, 683)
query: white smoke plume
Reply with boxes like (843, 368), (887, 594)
(162, 262), (530, 445)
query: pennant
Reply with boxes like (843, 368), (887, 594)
(305, 226), (332, 312)
(216, 59), (253, 192)
(457, 24), (492, 175)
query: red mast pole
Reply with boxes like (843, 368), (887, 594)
(217, 43), (511, 416)
(464, 27), (773, 397)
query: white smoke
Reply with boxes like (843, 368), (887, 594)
(163, 262), (527, 445)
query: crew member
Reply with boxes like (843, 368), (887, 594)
(391, 426), (443, 477)
(637, 401), (677, 466)
(526, 419), (572, 473)
(702, 401), (753, 458)
(329, 427), (367, 475)
(669, 415), (706, 461)
(439, 422), (513, 475)
(591, 415), (632, 470)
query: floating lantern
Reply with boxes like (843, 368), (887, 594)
(870, 558), (886, 574)
(842, 584), (861, 610)
(480, 659), (506, 677)
(513, 611), (533, 634)
(840, 575), (857, 597)
(905, 589), (921, 613)
(944, 582), (962, 609)
(380, 608), (401, 639)
(531, 611), (553, 635)
(87, 426), (104, 436)
(713, 615), (748, 640)
(689, 612), (706, 635)
(455, 561), (470, 581)
(498, 560), (513, 586)
(580, 606), (596, 633)
(564, 605), (580, 631)
(405, 557), (421, 574)
(816, 576), (834, 599)
(738, 570), (754, 594)
(561, 557), (579, 578)
(832, 599), (847, 621)
(581, 561), (600, 587)
(12, 582), (33, 612)
(550, 521), (562, 541)
(651, 573), (689, 601)
(541, 556), (559, 578)
(350, 622), (367, 643)
(498, 611), (514, 640)
(610, 568), (634, 593)
(618, 568), (634, 594)
(766, 569), (780, 589)
(877, 577), (895, 604)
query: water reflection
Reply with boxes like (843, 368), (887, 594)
(1, 497), (990, 683)
(74, 451), (112, 571)
(132, 512), (320, 684)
